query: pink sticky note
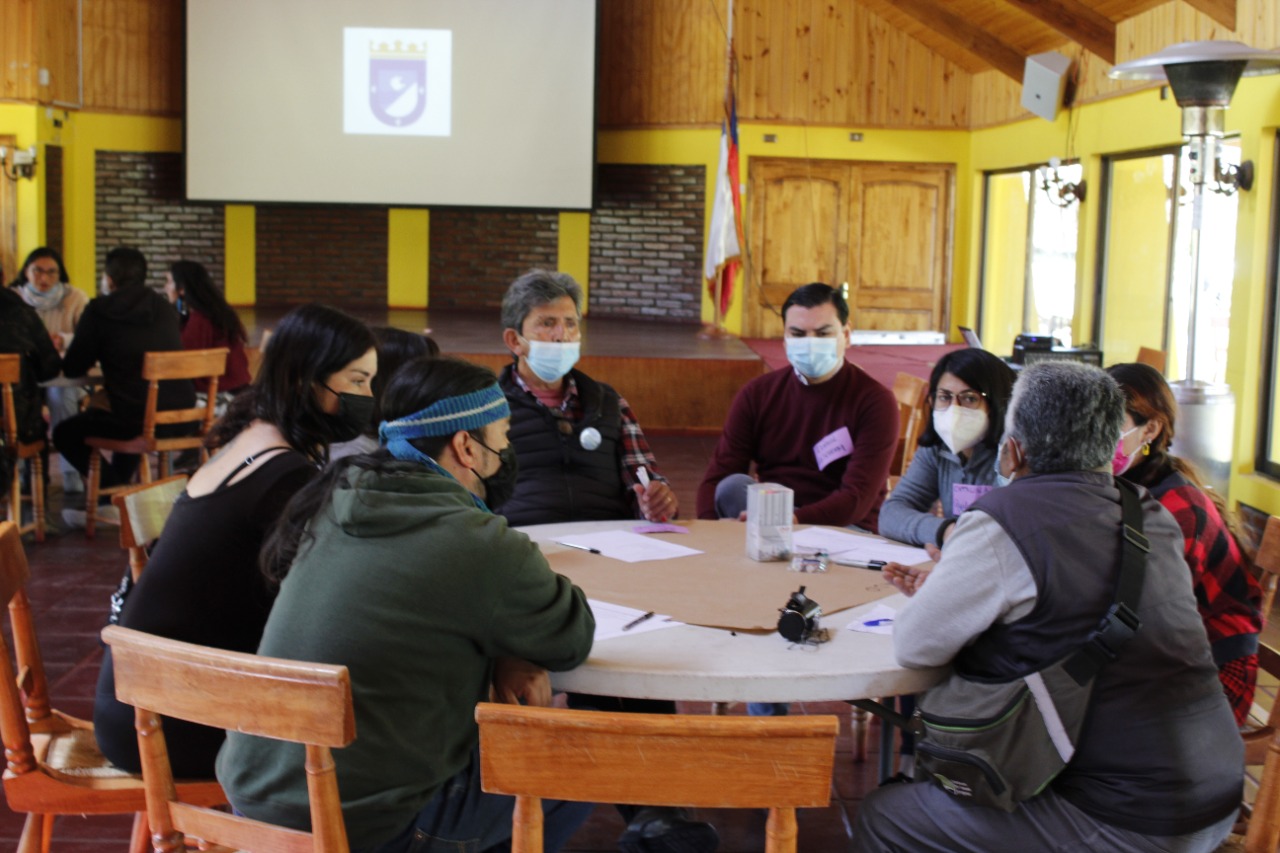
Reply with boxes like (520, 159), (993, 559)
(952, 483), (993, 515)
(813, 426), (853, 471)
(632, 523), (689, 534)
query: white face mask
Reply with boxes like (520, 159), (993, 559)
(785, 336), (842, 379)
(523, 339), (580, 383)
(932, 405), (989, 456)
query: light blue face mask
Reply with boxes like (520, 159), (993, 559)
(785, 336), (841, 380)
(992, 437), (1014, 488)
(525, 339), (581, 383)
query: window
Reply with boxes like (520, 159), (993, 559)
(978, 163), (1083, 355)
(1097, 142), (1241, 383)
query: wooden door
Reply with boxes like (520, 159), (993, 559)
(850, 164), (951, 331)
(746, 160), (850, 338)
(0, 135), (16, 282)
(746, 157), (952, 337)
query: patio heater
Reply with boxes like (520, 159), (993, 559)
(1109, 42), (1280, 494)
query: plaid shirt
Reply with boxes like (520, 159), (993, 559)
(510, 369), (665, 492)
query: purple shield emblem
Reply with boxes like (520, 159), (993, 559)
(369, 53), (427, 127)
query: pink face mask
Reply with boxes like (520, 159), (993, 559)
(1112, 426), (1141, 476)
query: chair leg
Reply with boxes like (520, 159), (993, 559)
(31, 454), (45, 543)
(86, 449), (101, 539)
(852, 706), (868, 763)
(127, 811), (150, 853)
(764, 807), (799, 853)
(6, 459), (18, 528)
(16, 812), (51, 853)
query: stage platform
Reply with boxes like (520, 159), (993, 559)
(239, 307), (959, 434)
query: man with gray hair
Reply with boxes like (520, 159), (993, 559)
(496, 269), (679, 527)
(854, 361), (1242, 851)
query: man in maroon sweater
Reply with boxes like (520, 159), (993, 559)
(696, 283), (898, 532)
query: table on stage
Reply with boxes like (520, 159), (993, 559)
(520, 519), (947, 778)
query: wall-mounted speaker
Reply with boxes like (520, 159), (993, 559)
(1021, 51), (1074, 122)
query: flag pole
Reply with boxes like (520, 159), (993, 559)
(699, 0), (736, 340)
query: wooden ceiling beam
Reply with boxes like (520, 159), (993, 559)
(1181, 0), (1236, 30)
(1001, 0), (1116, 64)
(887, 0), (1028, 81)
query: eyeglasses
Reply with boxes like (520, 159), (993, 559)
(931, 390), (987, 410)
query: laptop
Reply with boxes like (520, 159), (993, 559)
(958, 326), (983, 348)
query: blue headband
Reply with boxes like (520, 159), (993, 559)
(379, 383), (509, 443)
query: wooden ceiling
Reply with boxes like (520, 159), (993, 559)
(854, 0), (1236, 80)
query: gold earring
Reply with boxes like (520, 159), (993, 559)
(1142, 443), (1150, 456)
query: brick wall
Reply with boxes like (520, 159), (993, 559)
(254, 206), (389, 307)
(44, 145), (63, 256)
(95, 151), (224, 290)
(588, 165), (704, 323)
(428, 210), (558, 310)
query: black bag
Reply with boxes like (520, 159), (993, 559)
(913, 478), (1148, 810)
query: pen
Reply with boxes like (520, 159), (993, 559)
(557, 541), (602, 555)
(622, 611), (656, 631)
(834, 558), (887, 570)
(636, 465), (651, 489)
(862, 618), (893, 627)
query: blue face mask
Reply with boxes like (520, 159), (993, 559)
(992, 438), (1014, 488)
(785, 336), (842, 380)
(524, 339), (580, 383)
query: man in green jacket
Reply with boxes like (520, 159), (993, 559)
(217, 356), (596, 853)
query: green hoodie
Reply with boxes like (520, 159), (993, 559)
(216, 460), (595, 848)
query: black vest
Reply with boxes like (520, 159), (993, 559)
(965, 471), (1242, 836)
(497, 365), (632, 527)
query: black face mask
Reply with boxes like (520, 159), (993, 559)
(474, 439), (520, 509)
(320, 386), (376, 444)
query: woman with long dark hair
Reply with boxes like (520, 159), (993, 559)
(93, 303), (376, 777)
(880, 348), (1017, 547)
(1108, 362), (1263, 726)
(219, 356), (594, 853)
(165, 260), (252, 403)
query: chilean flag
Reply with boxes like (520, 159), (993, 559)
(704, 98), (742, 316)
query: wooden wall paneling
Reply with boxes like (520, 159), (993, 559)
(2, 0), (36, 102)
(39, 0), (80, 106)
(0, 135), (16, 281)
(82, 0), (181, 115)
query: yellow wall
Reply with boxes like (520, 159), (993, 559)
(979, 172), (1028, 354)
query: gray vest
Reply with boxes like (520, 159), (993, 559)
(968, 471), (1242, 835)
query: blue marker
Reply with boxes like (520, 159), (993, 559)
(862, 618), (893, 627)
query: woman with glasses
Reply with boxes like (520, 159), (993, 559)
(880, 348), (1016, 547)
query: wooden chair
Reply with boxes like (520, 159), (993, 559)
(103, 624), (355, 853)
(476, 703), (838, 853)
(1136, 346), (1168, 374)
(84, 348), (227, 539)
(112, 475), (188, 582)
(1254, 515), (1280, 627)
(0, 354), (47, 542)
(887, 372), (930, 491)
(0, 522), (224, 853)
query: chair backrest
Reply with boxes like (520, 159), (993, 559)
(103, 624), (355, 853)
(476, 703), (837, 853)
(112, 475), (189, 581)
(139, 348), (228, 441)
(1136, 347), (1167, 373)
(1254, 515), (1280, 628)
(0, 521), (50, 781)
(1242, 641), (1280, 852)
(0, 353), (22, 445)
(890, 372), (930, 477)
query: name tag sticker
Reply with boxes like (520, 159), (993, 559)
(813, 427), (853, 471)
(952, 483), (993, 515)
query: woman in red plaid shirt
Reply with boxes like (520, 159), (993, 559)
(1109, 362), (1263, 726)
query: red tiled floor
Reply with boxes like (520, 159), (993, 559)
(2, 436), (882, 851)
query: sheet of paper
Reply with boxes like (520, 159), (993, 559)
(846, 602), (897, 635)
(556, 530), (703, 563)
(791, 528), (929, 565)
(589, 599), (683, 642)
(632, 523), (689, 534)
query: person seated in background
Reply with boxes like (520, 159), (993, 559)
(696, 283), (898, 532)
(93, 304), (376, 777)
(54, 247), (194, 525)
(496, 269), (678, 525)
(0, 277), (62, 444)
(164, 260), (251, 412)
(856, 361), (1242, 852)
(218, 356), (595, 853)
(9, 246), (89, 493)
(879, 348), (1016, 547)
(496, 270), (717, 853)
(1108, 362), (1264, 727)
(330, 325), (439, 460)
